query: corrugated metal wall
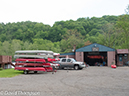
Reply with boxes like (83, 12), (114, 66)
(0, 56), (12, 63)
(107, 51), (115, 67)
(75, 52), (84, 62)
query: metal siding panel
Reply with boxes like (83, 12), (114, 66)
(0, 56), (2, 63)
(0, 56), (12, 63)
(75, 52), (80, 61)
(75, 52), (83, 62)
(107, 51), (115, 67)
(9, 56), (12, 62)
(117, 49), (129, 54)
(81, 52), (84, 62)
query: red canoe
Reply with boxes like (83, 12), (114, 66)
(47, 58), (60, 62)
(15, 67), (46, 71)
(15, 62), (51, 67)
(15, 58), (46, 62)
(111, 65), (116, 68)
(44, 67), (53, 72)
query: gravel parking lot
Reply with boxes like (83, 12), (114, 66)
(0, 67), (129, 96)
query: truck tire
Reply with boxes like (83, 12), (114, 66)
(79, 68), (83, 70)
(61, 67), (64, 69)
(24, 70), (28, 74)
(60, 65), (64, 69)
(34, 71), (37, 73)
(74, 65), (79, 70)
(58, 63), (61, 69)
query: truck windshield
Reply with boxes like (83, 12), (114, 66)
(71, 59), (76, 62)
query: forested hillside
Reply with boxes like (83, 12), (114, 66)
(0, 15), (129, 57)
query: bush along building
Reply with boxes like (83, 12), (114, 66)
(58, 43), (129, 67)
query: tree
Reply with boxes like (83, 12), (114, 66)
(85, 35), (97, 43)
(22, 41), (30, 50)
(89, 28), (100, 36)
(48, 25), (66, 42)
(97, 23), (119, 48)
(60, 39), (68, 53)
(60, 29), (84, 53)
(125, 5), (129, 14)
(1, 41), (11, 55)
(84, 41), (92, 46)
(14, 29), (23, 40)
(34, 31), (48, 39)
(115, 5), (129, 49)
(10, 39), (22, 55)
(116, 15), (129, 49)
(0, 41), (2, 54)
(62, 29), (83, 40)
(0, 34), (6, 42)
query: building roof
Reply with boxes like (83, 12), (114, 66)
(60, 52), (75, 56)
(117, 49), (129, 54)
(76, 43), (115, 52)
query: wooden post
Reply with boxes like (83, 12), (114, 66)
(128, 53), (129, 61)
(1, 63), (4, 69)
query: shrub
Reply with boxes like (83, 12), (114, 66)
(0, 68), (3, 70)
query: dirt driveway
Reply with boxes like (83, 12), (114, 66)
(0, 67), (129, 96)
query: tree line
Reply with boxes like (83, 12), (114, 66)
(0, 13), (129, 58)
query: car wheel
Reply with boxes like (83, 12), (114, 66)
(74, 65), (79, 70)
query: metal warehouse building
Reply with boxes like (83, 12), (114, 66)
(58, 43), (128, 67)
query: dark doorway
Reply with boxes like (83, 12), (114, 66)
(84, 52), (107, 66)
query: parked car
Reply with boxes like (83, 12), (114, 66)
(57, 58), (85, 70)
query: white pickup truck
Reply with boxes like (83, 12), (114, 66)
(57, 58), (86, 70)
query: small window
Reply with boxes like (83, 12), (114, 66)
(4, 64), (8, 69)
(67, 59), (71, 62)
(62, 59), (66, 62)
(119, 55), (123, 61)
(124, 54), (127, 59)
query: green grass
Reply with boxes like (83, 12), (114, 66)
(0, 68), (23, 78)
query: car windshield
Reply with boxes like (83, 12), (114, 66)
(71, 59), (76, 62)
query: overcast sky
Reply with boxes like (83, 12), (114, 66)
(0, 0), (128, 26)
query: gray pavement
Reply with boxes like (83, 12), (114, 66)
(0, 67), (129, 96)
